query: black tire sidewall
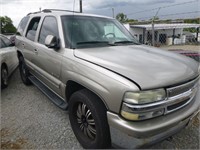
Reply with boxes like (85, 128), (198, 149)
(1, 66), (8, 88)
(19, 56), (31, 85)
(68, 89), (111, 149)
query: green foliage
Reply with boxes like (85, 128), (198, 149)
(116, 13), (128, 23)
(126, 19), (138, 24)
(0, 16), (17, 34)
(184, 18), (200, 33)
(116, 13), (138, 23)
(184, 18), (200, 24)
(183, 28), (198, 33)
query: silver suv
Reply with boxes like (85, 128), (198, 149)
(15, 9), (200, 149)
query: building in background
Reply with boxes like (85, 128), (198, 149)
(124, 23), (200, 46)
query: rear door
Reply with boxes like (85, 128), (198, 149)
(32, 16), (63, 95)
(23, 17), (41, 64)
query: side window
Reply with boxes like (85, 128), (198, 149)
(17, 16), (30, 36)
(1, 36), (11, 46)
(38, 16), (59, 44)
(26, 17), (41, 41)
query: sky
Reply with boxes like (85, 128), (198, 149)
(0, 0), (200, 27)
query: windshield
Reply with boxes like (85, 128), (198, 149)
(61, 16), (139, 49)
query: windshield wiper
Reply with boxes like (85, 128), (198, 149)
(77, 41), (111, 45)
(114, 41), (139, 45)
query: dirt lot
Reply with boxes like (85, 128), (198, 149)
(1, 69), (200, 149)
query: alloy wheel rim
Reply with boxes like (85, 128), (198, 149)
(22, 63), (26, 75)
(76, 103), (96, 140)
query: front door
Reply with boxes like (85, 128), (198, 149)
(32, 16), (63, 95)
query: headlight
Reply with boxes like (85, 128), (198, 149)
(121, 89), (166, 121)
(124, 89), (166, 104)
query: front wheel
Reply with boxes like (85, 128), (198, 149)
(68, 89), (111, 149)
(1, 65), (8, 89)
(19, 56), (32, 85)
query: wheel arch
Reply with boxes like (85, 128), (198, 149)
(65, 80), (109, 110)
(1, 62), (8, 72)
(17, 50), (23, 59)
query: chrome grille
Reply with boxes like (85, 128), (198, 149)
(167, 77), (199, 98)
(165, 77), (199, 114)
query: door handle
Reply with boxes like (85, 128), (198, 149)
(22, 43), (25, 48)
(34, 49), (38, 54)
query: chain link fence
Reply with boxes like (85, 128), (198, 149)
(128, 21), (200, 47)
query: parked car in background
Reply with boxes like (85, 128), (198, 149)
(15, 9), (200, 149)
(9, 35), (16, 46)
(1, 34), (18, 89)
(3, 33), (16, 45)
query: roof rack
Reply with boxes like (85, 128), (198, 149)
(43, 9), (81, 13)
(27, 11), (41, 16)
(27, 9), (81, 16)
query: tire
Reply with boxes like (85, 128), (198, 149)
(19, 56), (32, 85)
(1, 65), (8, 89)
(68, 89), (111, 149)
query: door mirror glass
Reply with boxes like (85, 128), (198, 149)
(45, 35), (60, 49)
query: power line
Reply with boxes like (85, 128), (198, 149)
(127, 0), (199, 16)
(159, 11), (200, 18)
(134, 11), (200, 20)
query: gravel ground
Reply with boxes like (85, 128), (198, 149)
(1, 68), (200, 149)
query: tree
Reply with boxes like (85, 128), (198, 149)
(127, 19), (138, 24)
(184, 18), (200, 24)
(184, 18), (200, 33)
(0, 16), (17, 34)
(116, 13), (128, 23)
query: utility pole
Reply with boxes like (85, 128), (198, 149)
(112, 8), (115, 18)
(152, 7), (160, 46)
(80, 0), (82, 13)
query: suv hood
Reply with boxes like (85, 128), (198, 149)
(74, 45), (199, 90)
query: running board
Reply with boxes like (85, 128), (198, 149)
(28, 76), (68, 110)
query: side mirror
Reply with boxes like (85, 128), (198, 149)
(9, 36), (15, 46)
(45, 35), (60, 50)
(9, 43), (15, 47)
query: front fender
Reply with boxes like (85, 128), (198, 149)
(61, 53), (139, 113)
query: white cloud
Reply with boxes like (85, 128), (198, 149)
(0, 0), (199, 27)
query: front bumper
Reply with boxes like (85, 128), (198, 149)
(107, 88), (200, 148)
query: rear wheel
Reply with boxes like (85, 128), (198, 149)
(68, 89), (111, 149)
(1, 65), (8, 89)
(19, 56), (32, 85)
